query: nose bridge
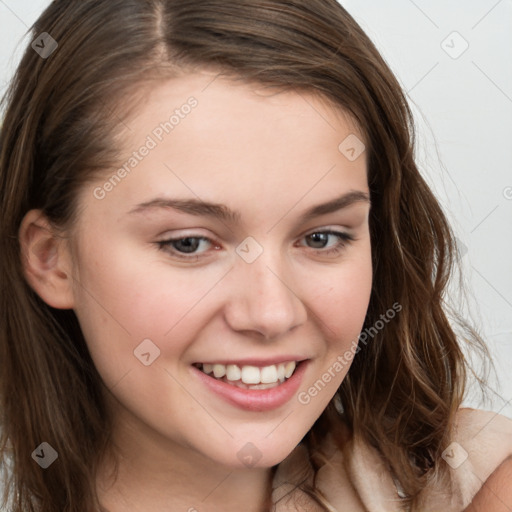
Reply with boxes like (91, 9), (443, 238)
(224, 240), (307, 339)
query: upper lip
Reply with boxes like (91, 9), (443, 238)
(194, 357), (308, 367)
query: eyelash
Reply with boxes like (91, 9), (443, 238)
(156, 230), (355, 261)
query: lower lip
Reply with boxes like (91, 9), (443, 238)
(191, 361), (309, 412)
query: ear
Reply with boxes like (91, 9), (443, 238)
(18, 209), (75, 309)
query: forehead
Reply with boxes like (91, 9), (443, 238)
(119, 70), (365, 157)
(79, 71), (368, 225)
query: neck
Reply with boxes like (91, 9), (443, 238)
(95, 402), (274, 512)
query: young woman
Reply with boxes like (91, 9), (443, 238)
(1, 1), (511, 511)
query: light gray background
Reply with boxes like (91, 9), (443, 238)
(1, 1), (511, 418)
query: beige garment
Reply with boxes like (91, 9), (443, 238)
(272, 408), (512, 511)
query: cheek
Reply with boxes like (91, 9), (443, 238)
(296, 255), (372, 413)
(70, 242), (226, 386)
(313, 250), (373, 341)
(304, 247), (372, 370)
(70, 243), (163, 386)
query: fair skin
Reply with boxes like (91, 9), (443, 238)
(464, 457), (512, 512)
(19, 72), (373, 511)
(18, 72), (512, 512)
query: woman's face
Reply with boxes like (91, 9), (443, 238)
(69, 71), (372, 469)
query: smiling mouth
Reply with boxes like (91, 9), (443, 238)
(192, 361), (300, 390)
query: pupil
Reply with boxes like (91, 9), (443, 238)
(309, 233), (327, 249)
(176, 238), (199, 253)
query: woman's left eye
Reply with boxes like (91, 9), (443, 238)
(156, 230), (355, 260)
(299, 230), (355, 256)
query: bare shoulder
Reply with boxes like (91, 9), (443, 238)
(463, 456), (512, 511)
(453, 407), (512, 451)
(451, 408), (512, 511)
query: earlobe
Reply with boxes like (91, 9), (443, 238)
(18, 209), (75, 309)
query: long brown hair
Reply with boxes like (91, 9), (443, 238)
(0, 1), (490, 510)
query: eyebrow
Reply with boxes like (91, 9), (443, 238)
(128, 190), (370, 224)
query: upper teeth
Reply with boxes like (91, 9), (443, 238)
(201, 361), (297, 385)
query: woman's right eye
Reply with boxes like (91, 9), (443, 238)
(156, 236), (216, 260)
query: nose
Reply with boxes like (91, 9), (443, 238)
(223, 248), (308, 340)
